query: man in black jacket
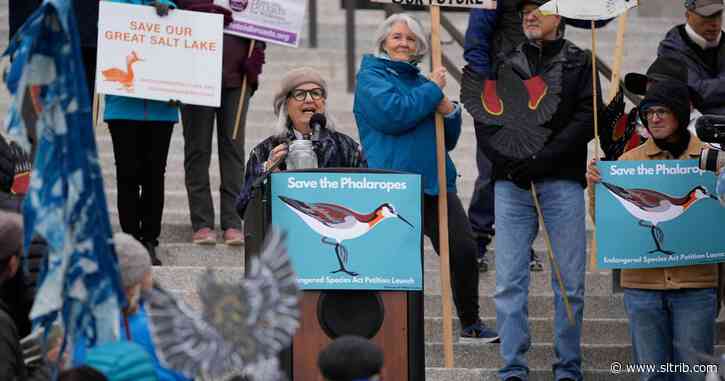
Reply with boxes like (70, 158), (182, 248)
(476, 1), (600, 380)
(658, 0), (725, 115)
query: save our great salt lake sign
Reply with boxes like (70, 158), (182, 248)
(96, 2), (224, 107)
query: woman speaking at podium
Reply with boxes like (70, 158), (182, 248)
(353, 14), (498, 342)
(235, 67), (367, 217)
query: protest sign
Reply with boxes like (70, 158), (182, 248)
(270, 172), (423, 291)
(596, 160), (725, 269)
(213, 0), (307, 47)
(96, 2), (223, 107)
(370, 0), (496, 9)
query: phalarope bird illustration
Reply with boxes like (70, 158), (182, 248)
(279, 196), (414, 276)
(602, 182), (716, 255)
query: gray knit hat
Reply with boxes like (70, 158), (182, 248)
(113, 233), (151, 288)
(0, 211), (23, 263)
(272, 67), (328, 117)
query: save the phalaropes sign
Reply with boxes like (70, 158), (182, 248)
(370, 0), (496, 8)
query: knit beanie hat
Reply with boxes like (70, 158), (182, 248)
(273, 67), (328, 116)
(318, 336), (383, 381)
(114, 233), (151, 288)
(85, 341), (158, 381)
(639, 80), (691, 131)
(0, 210), (23, 263)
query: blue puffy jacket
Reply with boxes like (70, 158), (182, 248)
(353, 54), (462, 196)
(73, 303), (191, 381)
(104, 0), (179, 122)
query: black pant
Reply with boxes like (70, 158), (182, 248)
(181, 87), (248, 231)
(423, 193), (480, 327)
(108, 120), (174, 246)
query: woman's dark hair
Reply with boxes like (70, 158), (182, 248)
(59, 366), (108, 381)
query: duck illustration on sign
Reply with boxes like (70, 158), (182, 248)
(279, 196), (414, 277)
(602, 182), (716, 255)
(102, 51), (143, 91)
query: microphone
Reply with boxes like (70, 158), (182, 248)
(310, 113), (326, 132)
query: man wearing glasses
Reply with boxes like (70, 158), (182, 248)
(235, 67), (367, 218)
(473, 0), (600, 379)
(587, 80), (717, 380)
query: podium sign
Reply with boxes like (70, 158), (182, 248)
(271, 172), (423, 291)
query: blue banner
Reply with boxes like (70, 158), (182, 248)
(3, 0), (125, 349)
(596, 160), (725, 269)
(270, 172), (423, 290)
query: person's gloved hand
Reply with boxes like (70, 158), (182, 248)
(507, 154), (551, 190)
(153, 1), (171, 16)
(243, 42), (266, 86)
(187, 4), (233, 25)
(0, 134), (17, 194)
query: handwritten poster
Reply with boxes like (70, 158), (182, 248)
(96, 2), (224, 107)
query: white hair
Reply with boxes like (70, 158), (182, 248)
(373, 13), (429, 62)
(274, 105), (339, 137)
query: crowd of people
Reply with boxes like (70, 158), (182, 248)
(2, 0), (725, 380)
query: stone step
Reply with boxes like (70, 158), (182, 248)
(114, 211), (597, 245)
(424, 368), (639, 381)
(154, 240), (604, 273)
(424, 342), (725, 369)
(169, 282), (626, 319)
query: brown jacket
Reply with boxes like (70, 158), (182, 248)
(590, 134), (718, 290)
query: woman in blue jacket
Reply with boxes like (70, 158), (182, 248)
(353, 13), (497, 342)
(105, 0), (178, 266)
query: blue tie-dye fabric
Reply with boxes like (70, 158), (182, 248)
(3, 0), (125, 351)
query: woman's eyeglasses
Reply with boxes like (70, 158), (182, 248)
(289, 88), (326, 101)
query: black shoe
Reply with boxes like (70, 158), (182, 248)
(505, 377), (523, 381)
(143, 241), (162, 266)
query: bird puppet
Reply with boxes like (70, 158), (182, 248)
(145, 229), (300, 381)
(460, 54), (563, 160)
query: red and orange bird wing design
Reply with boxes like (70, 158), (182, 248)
(461, 61), (561, 159)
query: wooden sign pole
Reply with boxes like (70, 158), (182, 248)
(606, 11), (629, 104)
(233, 40), (256, 141)
(430, 5), (455, 369)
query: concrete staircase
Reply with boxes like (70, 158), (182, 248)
(1, 1), (723, 380)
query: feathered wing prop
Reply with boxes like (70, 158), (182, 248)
(146, 229), (300, 380)
(460, 61), (562, 159)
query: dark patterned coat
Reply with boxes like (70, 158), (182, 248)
(236, 125), (367, 217)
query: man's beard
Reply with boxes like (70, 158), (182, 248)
(524, 27), (543, 40)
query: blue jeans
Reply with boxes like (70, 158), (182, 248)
(624, 288), (716, 381)
(494, 180), (586, 381)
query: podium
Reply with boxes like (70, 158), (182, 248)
(244, 169), (425, 381)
